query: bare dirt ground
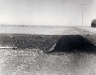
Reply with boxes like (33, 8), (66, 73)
(0, 26), (96, 75)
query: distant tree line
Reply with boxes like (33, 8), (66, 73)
(0, 25), (54, 29)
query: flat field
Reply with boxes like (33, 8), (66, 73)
(0, 34), (60, 53)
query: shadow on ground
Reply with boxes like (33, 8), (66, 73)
(1, 34), (96, 54)
(48, 35), (96, 54)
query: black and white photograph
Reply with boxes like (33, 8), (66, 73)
(0, 0), (96, 75)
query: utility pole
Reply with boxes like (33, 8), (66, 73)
(80, 4), (86, 29)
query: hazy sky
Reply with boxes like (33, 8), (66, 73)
(0, 0), (95, 26)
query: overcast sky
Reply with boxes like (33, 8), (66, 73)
(0, 0), (95, 26)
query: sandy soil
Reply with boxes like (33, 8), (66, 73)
(0, 49), (96, 75)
